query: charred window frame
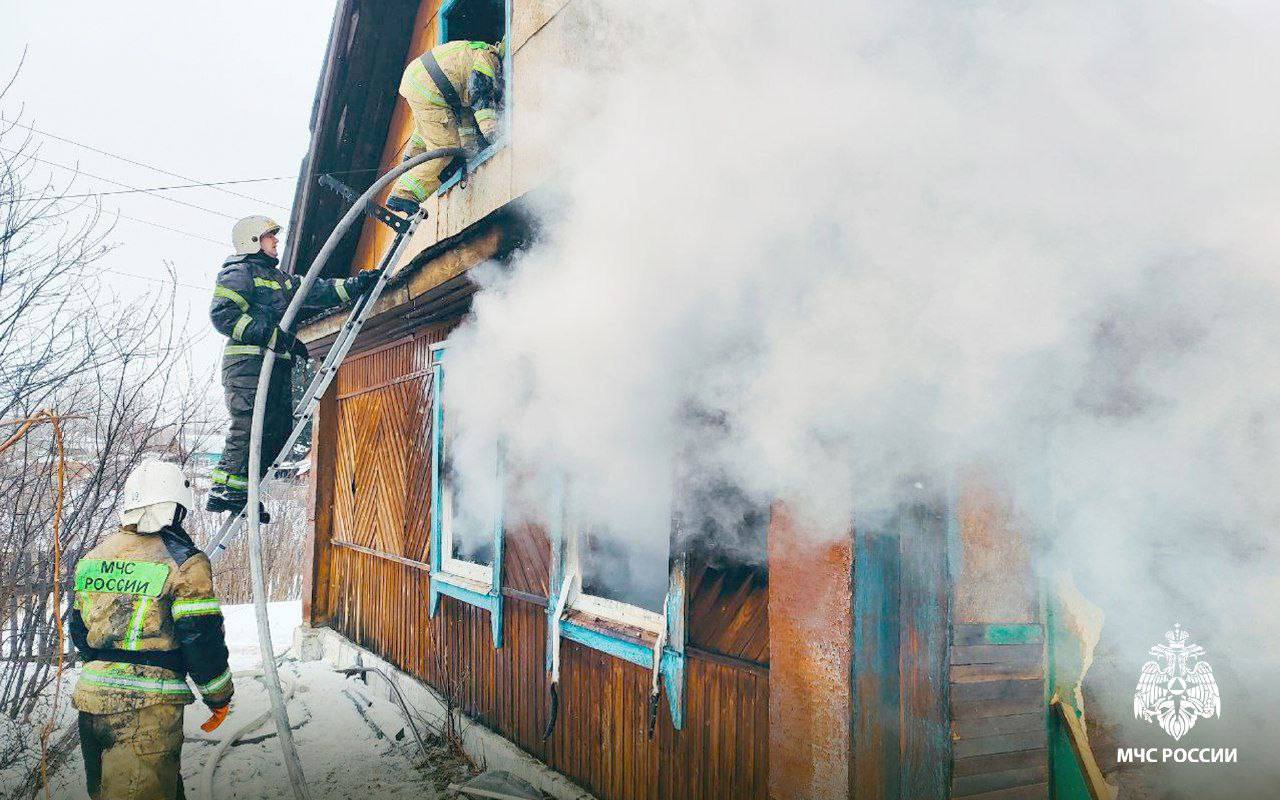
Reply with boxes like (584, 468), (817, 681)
(544, 477), (687, 732)
(427, 343), (506, 648)
(436, 0), (511, 196)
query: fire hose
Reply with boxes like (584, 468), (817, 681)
(199, 665), (301, 800)
(241, 148), (465, 800)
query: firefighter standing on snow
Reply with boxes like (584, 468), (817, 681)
(70, 460), (232, 800)
(205, 215), (380, 515)
(386, 39), (504, 216)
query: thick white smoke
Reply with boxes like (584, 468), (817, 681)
(444, 1), (1280, 793)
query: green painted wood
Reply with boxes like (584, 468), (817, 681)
(852, 530), (901, 800)
(954, 624), (1043, 646)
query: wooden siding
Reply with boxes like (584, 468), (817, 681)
(317, 323), (771, 800)
(686, 559), (768, 666)
(284, 0), (422, 280)
(950, 624), (1048, 799)
(852, 496), (955, 800)
(326, 552), (770, 800)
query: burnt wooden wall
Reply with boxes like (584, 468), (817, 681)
(310, 325), (771, 800)
(852, 495), (954, 799)
(949, 624), (1047, 799)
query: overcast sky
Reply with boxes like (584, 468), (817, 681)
(1, 0), (338, 416)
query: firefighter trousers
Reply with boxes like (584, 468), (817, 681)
(212, 355), (293, 490)
(79, 705), (186, 800)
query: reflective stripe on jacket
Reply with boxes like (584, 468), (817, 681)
(209, 251), (360, 362)
(70, 526), (234, 713)
(395, 40), (503, 201)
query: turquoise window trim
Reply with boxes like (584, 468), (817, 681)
(427, 344), (506, 649)
(435, 0), (513, 198)
(436, 139), (504, 196)
(543, 476), (687, 731)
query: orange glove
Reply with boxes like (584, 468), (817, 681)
(201, 705), (229, 733)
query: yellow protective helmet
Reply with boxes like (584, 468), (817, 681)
(231, 215), (282, 255)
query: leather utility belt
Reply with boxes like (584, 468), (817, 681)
(419, 50), (490, 153)
(83, 647), (187, 675)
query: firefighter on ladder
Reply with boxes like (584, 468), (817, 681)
(70, 460), (233, 800)
(205, 216), (381, 516)
(385, 38), (504, 216)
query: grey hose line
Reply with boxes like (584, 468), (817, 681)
(199, 667), (298, 800)
(242, 148), (465, 800)
(339, 666), (430, 763)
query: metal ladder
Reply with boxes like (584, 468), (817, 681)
(206, 175), (429, 561)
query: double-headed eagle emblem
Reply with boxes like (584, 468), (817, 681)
(1133, 623), (1221, 740)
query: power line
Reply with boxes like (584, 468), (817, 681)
(104, 208), (226, 246)
(3, 119), (290, 209)
(5, 175), (294, 202)
(98, 267), (209, 292)
(30, 191), (226, 247)
(0, 146), (240, 220)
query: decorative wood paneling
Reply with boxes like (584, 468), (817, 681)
(321, 318), (770, 800)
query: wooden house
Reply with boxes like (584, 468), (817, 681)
(289, 2), (1105, 798)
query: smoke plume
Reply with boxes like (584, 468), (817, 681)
(444, 1), (1280, 794)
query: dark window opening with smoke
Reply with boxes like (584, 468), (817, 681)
(675, 478), (769, 567)
(442, 459), (495, 565)
(673, 406), (770, 567)
(439, 392), (495, 570)
(578, 526), (670, 614)
(441, 0), (505, 47)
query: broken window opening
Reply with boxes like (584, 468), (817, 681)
(440, 422), (496, 584)
(430, 343), (501, 590)
(440, 0), (506, 46)
(435, 0), (511, 196)
(674, 477), (769, 567)
(562, 493), (672, 637)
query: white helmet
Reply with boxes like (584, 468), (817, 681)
(232, 215), (282, 255)
(119, 460), (195, 533)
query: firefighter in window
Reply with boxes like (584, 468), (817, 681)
(387, 38), (504, 215)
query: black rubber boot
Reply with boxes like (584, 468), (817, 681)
(205, 488), (271, 523)
(205, 486), (245, 513)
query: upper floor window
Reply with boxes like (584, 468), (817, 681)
(435, 0), (511, 194)
(440, 0), (506, 44)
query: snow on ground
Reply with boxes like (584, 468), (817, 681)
(222, 601), (301, 670)
(26, 602), (474, 800)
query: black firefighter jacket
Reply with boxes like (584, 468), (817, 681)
(209, 251), (362, 366)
